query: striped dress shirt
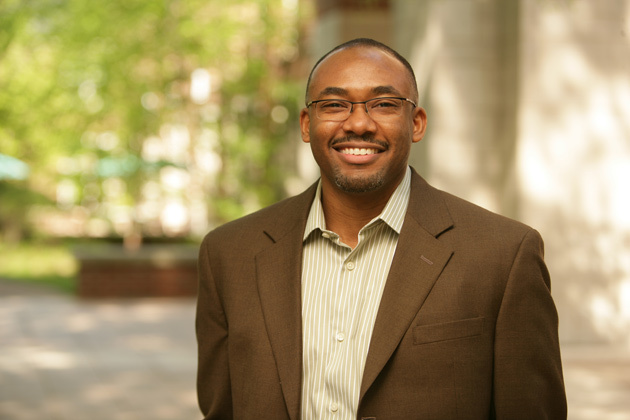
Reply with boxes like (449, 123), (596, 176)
(300, 167), (411, 420)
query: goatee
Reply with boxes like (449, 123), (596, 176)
(331, 135), (387, 193)
(334, 171), (385, 193)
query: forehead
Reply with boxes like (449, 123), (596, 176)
(308, 47), (412, 100)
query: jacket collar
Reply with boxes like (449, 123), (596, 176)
(261, 167), (454, 243)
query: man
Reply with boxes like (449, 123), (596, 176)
(196, 38), (567, 420)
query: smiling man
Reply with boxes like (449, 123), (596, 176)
(196, 38), (567, 420)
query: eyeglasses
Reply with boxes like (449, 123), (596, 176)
(306, 97), (417, 122)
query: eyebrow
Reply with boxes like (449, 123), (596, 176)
(371, 85), (402, 97)
(316, 87), (348, 98)
(315, 85), (404, 99)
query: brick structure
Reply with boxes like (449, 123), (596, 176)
(75, 244), (198, 298)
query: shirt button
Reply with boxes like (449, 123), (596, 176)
(330, 402), (339, 412)
(336, 332), (345, 342)
(346, 261), (355, 271)
(322, 232), (331, 239)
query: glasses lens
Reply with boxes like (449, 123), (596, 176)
(316, 100), (351, 121)
(368, 98), (403, 118)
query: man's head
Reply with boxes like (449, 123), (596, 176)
(300, 38), (427, 197)
(305, 38), (419, 104)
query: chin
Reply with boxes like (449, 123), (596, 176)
(334, 173), (385, 194)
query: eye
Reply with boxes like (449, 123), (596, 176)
(370, 98), (400, 108)
(319, 100), (350, 110)
(317, 100), (351, 116)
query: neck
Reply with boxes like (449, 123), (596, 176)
(320, 180), (397, 249)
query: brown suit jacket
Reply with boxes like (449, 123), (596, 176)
(196, 169), (567, 420)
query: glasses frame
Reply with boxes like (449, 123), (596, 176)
(306, 97), (417, 122)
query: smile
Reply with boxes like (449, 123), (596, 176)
(339, 147), (379, 156)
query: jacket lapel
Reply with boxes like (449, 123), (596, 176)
(255, 184), (317, 420)
(360, 170), (455, 400)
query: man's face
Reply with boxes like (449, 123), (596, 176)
(300, 46), (427, 196)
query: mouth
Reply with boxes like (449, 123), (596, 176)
(339, 147), (380, 156)
(331, 137), (387, 164)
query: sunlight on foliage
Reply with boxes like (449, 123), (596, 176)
(0, 0), (312, 244)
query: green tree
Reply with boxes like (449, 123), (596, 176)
(0, 0), (310, 244)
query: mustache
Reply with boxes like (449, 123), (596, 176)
(331, 135), (388, 149)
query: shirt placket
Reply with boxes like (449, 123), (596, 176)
(324, 230), (372, 419)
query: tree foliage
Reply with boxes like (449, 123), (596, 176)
(0, 0), (310, 242)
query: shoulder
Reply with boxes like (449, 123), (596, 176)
(408, 170), (539, 248)
(408, 173), (548, 289)
(434, 189), (545, 264)
(439, 189), (531, 235)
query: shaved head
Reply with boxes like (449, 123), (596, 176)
(305, 38), (418, 103)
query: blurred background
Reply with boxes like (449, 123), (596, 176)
(1, 0), (629, 419)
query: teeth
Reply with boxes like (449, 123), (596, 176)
(340, 148), (377, 156)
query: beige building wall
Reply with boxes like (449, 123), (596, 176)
(517, 1), (630, 345)
(397, 0), (520, 216)
(307, 0), (630, 345)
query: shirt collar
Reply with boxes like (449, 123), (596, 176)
(303, 166), (412, 241)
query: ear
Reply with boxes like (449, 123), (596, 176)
(412, 106), (428, 143)
(299, 108), (311, 143)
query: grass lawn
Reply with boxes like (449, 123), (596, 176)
(0, 241), (78, 293)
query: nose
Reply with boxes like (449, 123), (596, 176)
(341, 103), (377, 135)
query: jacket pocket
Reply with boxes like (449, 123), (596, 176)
(413, 317), (484, 345)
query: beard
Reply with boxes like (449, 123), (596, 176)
(329, 135), (388, 193)
(333, 169), (385, 193)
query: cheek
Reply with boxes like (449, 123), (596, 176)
(311, 120), (337, 138)
(311, 141), (332, 168)
(308, 124), (340, 157)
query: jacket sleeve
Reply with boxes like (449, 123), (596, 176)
(196, 236), (233, 419)
(492, 229), (567, 419)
